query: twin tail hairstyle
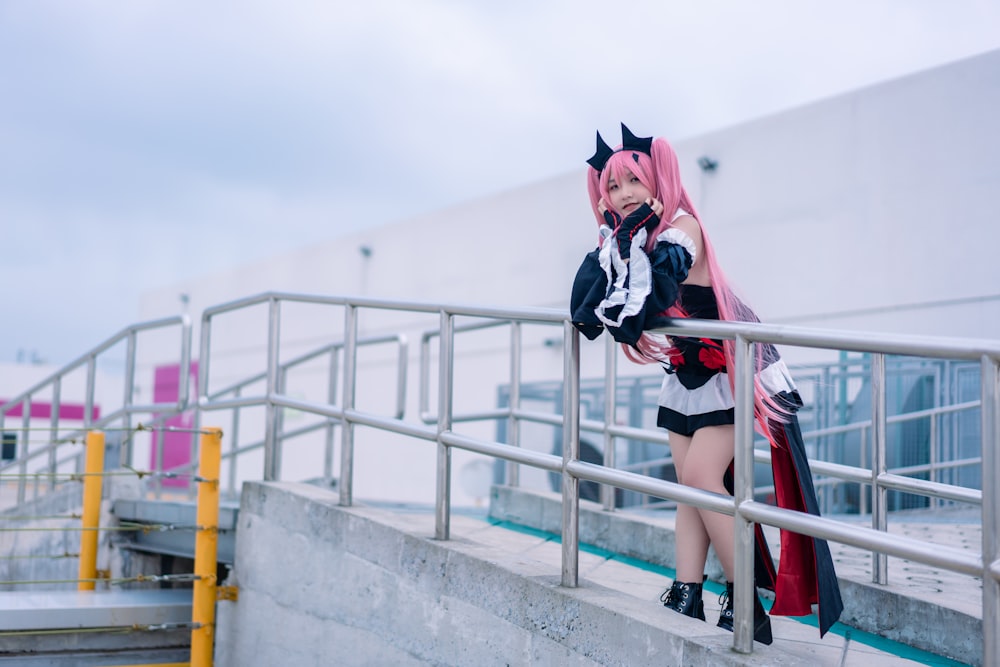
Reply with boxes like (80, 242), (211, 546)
(584, 124), (788, 427)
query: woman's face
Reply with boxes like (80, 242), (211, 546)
(606, 167), (654, 216)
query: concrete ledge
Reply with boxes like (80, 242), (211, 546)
(489, 484), (982, 666)
(219, 481), (852, 666)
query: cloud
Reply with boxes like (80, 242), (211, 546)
(2, 0), (1000, 363)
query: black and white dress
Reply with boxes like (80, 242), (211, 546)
(569, 207), (844, 637)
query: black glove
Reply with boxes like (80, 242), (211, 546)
(615, 202), (660, 260)
(601, 208), (622, 229)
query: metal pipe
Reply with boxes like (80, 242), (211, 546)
(506, 321), (521, 487)
(176, 314), (193, 412)
(193, 312), (213, 501)
(154, 423), (165, 501)
(324, 347), (339, 482)
(732, 335), (755, 653)
(122, 331), (137, 467)
(339, 305), (358, 507)
(601, 333), (617, 511)
(262, 297), (282, 481)
(741, 500), (982, 576)
(78, 431), (105, 591)
(560, 322), (580, 588)
(435, 311), (455, 540)
(190, 427), (222, 667)
(394, 335), (408, 420)
(419, 332), (434, 424)
(981, 355), (1000, 667)
(47, 379), (61, 491)
(871, 353), (888, 584)
(17, 398), (30, 504)
(227, 389), (242, 498)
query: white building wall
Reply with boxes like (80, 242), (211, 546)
(136, 49), (1000, 506)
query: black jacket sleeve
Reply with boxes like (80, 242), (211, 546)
(569, 235), (692, 345)
(569, 248), (607, 340)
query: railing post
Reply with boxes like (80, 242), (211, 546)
(506, 322), (521, 487)
(193, 311), (212, 499)
(191, 427), (222, 667)
(601, 333), (617, 511)
(48, 379), (62, 491)
(435, 311), (454, 540)
(981, 355), (1000, 667)
(324, 346), (339, 482)
(339, 305), (358, 507)
(871, 352), (889, 584)
(122, 330), (137, 467)
(561, 321), (580, 587)
(227, 389), (242, 499)
(78, 431), (105, 591)
(263, 297), (282, 481)
(17, 398), (30, 503)
(732, 335), (755, 653)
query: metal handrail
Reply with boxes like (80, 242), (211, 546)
(6, 290), (995, 659)
(0, 315), (191, 504)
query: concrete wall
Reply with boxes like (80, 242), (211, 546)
(217, 481), (786, 667)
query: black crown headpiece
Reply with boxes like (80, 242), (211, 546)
(586, 123), (653, 172)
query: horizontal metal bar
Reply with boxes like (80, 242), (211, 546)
(200, 395), (269, 411)
(876, 471), (982, 505)
(420, 318), (512, 343)
(740, 501), (983, 577)
(345, 409), (437, 441)
(440, 432), (564, 473)
(202, 290), (568, 324)
(890, 457), (983, 476)
(449, 408), (509, 423)
(567, 460), (735, 515)
(1, 315), (188, 414)
(651, 318), (1000, 361)
(268, 395), (345, 421)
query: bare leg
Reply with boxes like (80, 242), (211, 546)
(680, 424), (737, 580)
(668, 431), (711, 582)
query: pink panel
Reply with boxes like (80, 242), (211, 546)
(1, 401), (101, 421)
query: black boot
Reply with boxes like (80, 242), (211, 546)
(660, 580), (706, 621)
(717, 582), (773, 645)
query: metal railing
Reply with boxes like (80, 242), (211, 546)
(0, 315), (192, 505)
(4, 291), (998, 659)
(185, 291), (1000, 658)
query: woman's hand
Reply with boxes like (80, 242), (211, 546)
(598, 197), (622, 228)
(645, 197), (664, 218)
(615, 200), (661, 260)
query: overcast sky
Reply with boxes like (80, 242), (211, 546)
(3, 0), (1000, 366)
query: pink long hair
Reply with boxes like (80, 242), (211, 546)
(586, 137), (788, 427)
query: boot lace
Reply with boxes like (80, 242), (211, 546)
(659, 583), (686, 607)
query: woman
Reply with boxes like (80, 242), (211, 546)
(570, 124), (843, 644)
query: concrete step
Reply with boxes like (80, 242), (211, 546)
(0, 589), (192, 664)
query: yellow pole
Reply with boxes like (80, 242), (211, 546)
(78, 431), (105, 591)
(190, 427), (222, 667)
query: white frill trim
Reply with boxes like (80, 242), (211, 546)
(595, 226), (652, 328)
(656, 228), (698, 266)
(759, 359), (797, 396)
